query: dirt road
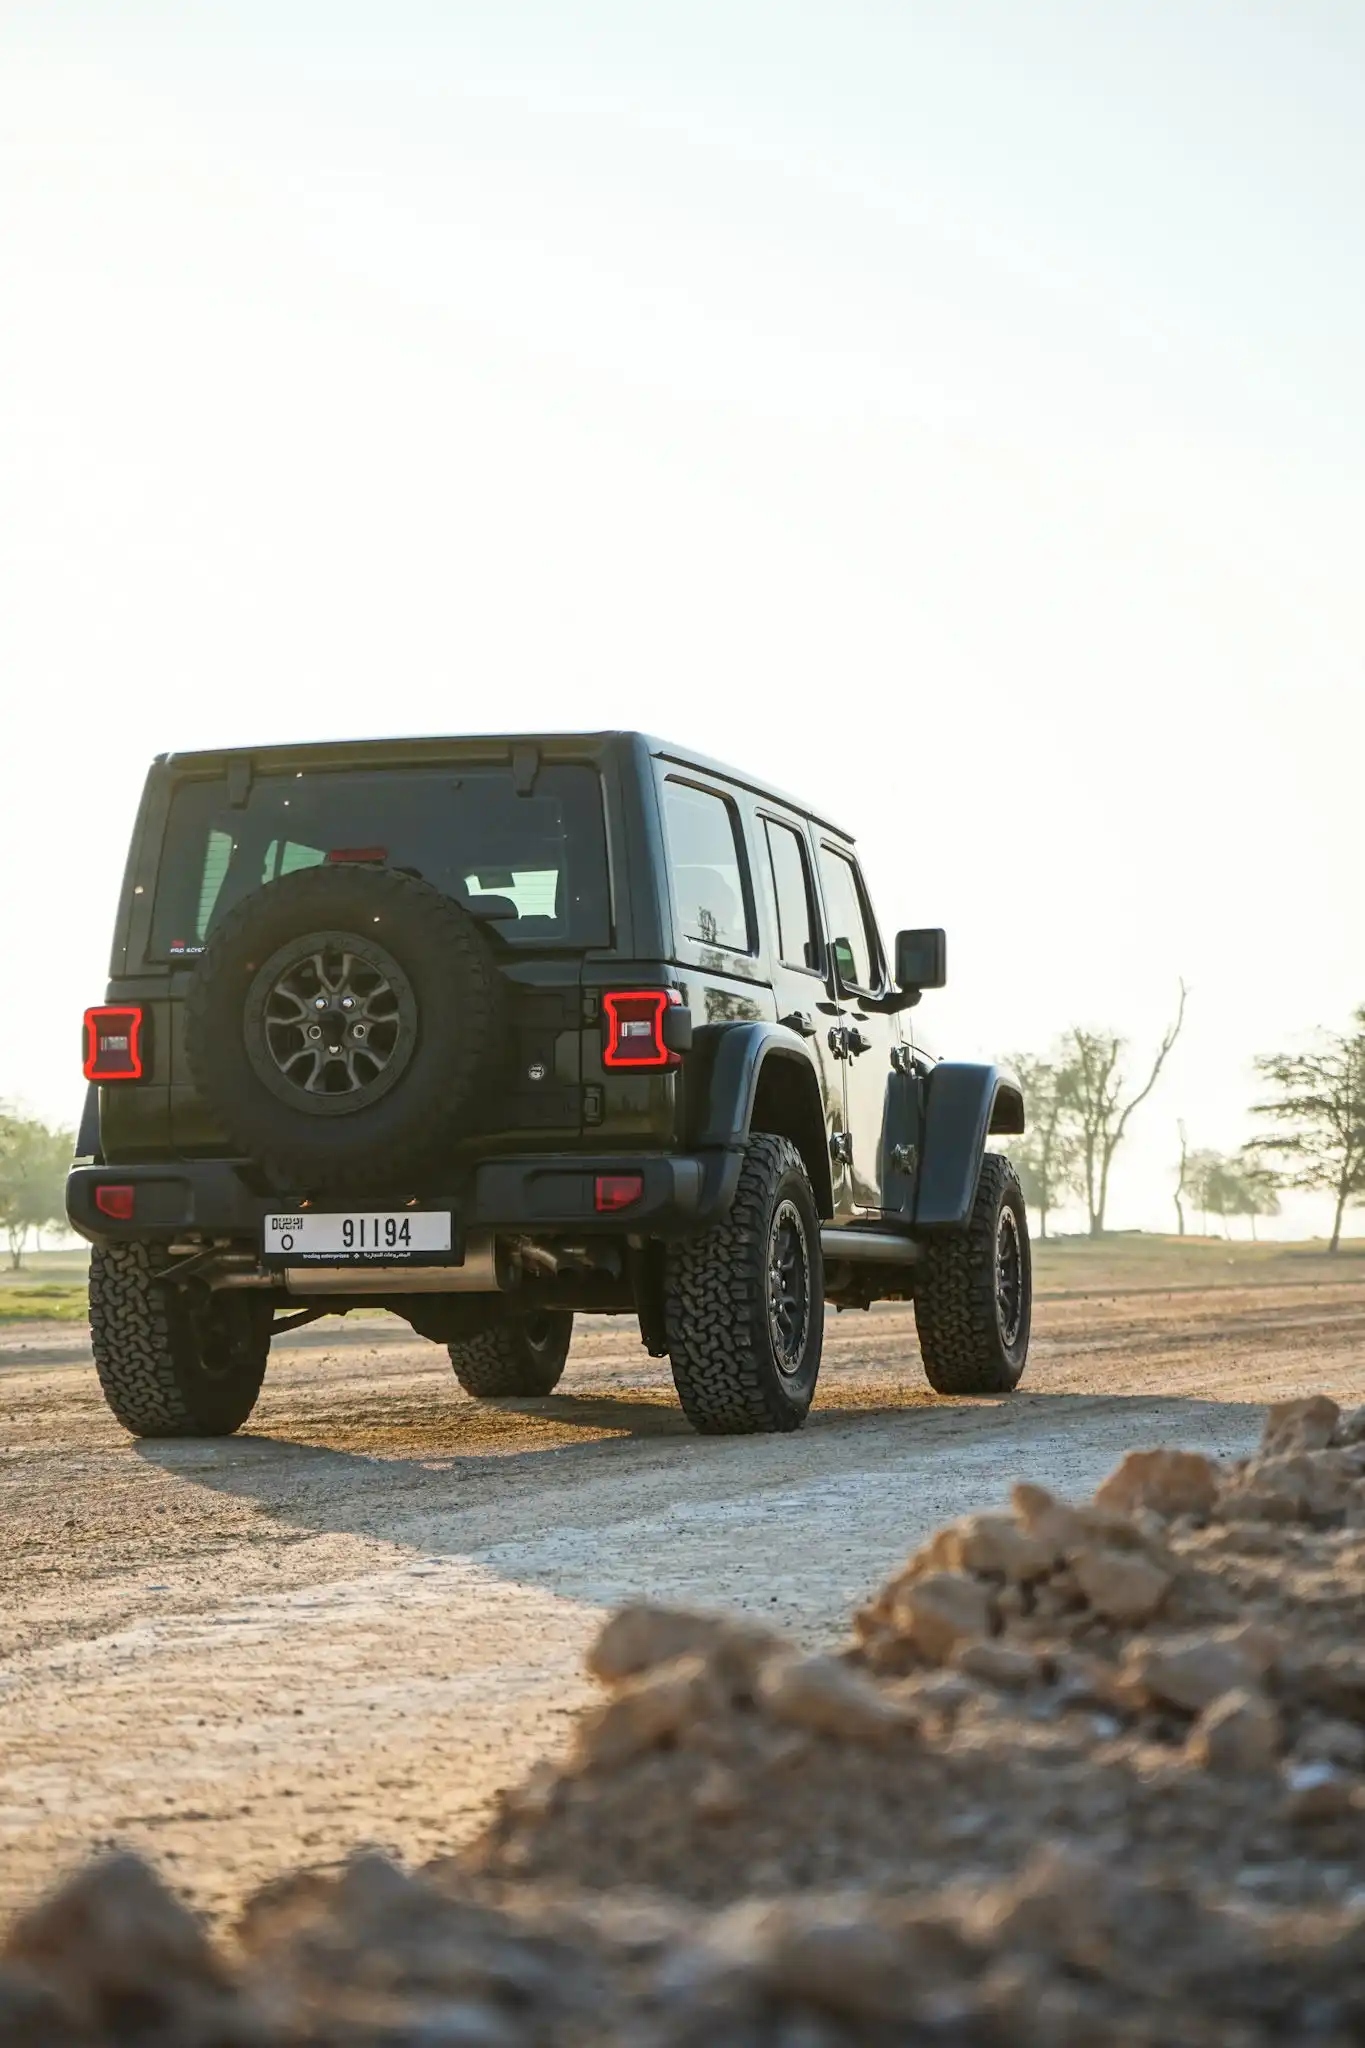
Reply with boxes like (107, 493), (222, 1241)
(3, 1252), (1363, 1921)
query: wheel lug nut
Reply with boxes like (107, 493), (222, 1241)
(314, 997), (327, 1010)
(341, 997), (354, 1009)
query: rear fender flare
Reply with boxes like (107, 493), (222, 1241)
(693, 1022), (834, 1219)
(916, 1062), (1025, 1230)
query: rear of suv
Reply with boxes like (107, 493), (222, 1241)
(69, 731), (1031, 1438)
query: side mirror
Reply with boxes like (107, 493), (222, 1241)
(895, 927), (946, 995)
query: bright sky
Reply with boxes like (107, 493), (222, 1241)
(1, 1), (1360, 1236)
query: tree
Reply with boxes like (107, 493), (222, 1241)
(1235, 1152), (1282, 1241)
(1182, 1145), (1228, 1235)
(1182, 1147), (1281, 1240)
(1250, 1011), (1365, 1253)
(1174, 1121), (1190, 1236)
(1065, 984), (1188, 1236)
(0, 1112), (74, 1269)
(1008, 1051), (1083, 1239)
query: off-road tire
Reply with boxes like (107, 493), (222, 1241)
(448, 1308), (573, 1398)
(88, 1240), (271, 1438)
(914, 1152), (1031, 1395)
(185, 866), (505, 1190)
(663, 1133), (824, 1434)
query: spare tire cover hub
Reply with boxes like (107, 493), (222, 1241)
(244, 929), (418, 1116)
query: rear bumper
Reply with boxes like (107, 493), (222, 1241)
(66, 1149), (744, 1247)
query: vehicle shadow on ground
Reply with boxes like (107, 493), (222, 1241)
(129, 1387), (1273, 1565)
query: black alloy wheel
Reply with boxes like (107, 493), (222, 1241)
(247, 931), (417, 1113)
(768, 1197), (813, 1375)
(995, 1200), (1026, 1351)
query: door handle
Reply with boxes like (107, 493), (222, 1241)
(844, 1025), (873, 1056)
(780, 1010), (817, 1038)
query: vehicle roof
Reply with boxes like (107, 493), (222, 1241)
(157, 730), (855, 841)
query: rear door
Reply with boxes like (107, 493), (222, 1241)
(655, 772), (771, 1029)
(813, 840), (899, 1216)
(134, 755), (609, 1160)
(757, 811), (846, 1210)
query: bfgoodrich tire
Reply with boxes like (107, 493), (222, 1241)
(89, 1241), (271, 1438)
(448, 1307), (573, 1398)
(914, 1152), (1031, 1395)
(185, 865), (506, 1190)
(663, 1133), (824, 1434)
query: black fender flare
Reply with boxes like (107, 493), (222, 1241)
(75, 1083), (103, 1164)
(692, 1021), (835, 1218)
(915, 1062), (1025, 1230)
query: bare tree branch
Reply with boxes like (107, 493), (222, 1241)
(1065, 983), (1188, 1234)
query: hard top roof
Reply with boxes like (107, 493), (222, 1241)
(158, 730), (854, 841)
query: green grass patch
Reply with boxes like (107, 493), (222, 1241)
(0, 1283), (88, 1323)
(1032, 1232), (1365, 1295)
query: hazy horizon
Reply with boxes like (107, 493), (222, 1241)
(2, 2), (1361, 1239)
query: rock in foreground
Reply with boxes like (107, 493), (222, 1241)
(5, 1399), (1364, 2044)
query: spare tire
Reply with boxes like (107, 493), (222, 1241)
(185, 865), (506, 1188)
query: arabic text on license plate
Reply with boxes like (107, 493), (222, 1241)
(263, 1212), (453, 1261)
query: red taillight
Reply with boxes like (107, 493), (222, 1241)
(94, 1184), (136, 1221)
(595, 1173), (644, 1213)
(602, 989), (683, 1070)
(83, 1006), (144, 1082)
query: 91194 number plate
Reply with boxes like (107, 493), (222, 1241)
(263, 1212), (454, 1264)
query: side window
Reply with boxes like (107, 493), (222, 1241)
(662, 779), (752, 952)
(818, 845), (879, 992)
(194, 829), (234, 940)
(764, 819), (821, 973)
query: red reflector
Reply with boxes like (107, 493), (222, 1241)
(94, 1185), (136, 1221)
(326, 846), (389, 863)
(595, 1173), (644, 1213)
(83, 1006), (145, 1082)
(602, 990), (681, 1070)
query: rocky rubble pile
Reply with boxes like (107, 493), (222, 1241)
(4, 1397), (1364, 2045)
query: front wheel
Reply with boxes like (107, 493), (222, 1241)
(89, 1241), (271, 1438)
(664, 1133), (824, 1434)
(448, 1307), (573, 1398)
(913, 1152), (1031, 1395)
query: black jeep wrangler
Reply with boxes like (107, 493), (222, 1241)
(68, 731), (1030, 1438)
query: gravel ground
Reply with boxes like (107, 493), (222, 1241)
(2, 1263), (1363, 1923)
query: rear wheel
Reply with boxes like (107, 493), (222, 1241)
(448, 1306), (573, 1398)
(914, 1152), (1031, 1395)
(88, 1241), (271, 1438)
(663, 1133), (824, 1434)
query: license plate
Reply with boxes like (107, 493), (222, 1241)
(262, 1211), (454, 1264)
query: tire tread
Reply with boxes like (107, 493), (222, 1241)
(448, 1312), (572, 1398)
(664, 1133), (821, 1435)
(88, 1241), (268, 1437)
(913, 1152), (1030, 1395)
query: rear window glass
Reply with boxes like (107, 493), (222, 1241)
(150, 765), (610, 955)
